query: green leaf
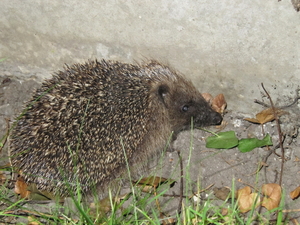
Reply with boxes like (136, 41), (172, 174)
(238, 134), (273, 153)
(206, 131), (239, 149)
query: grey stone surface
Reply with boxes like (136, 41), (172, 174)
(0, 1), (300, 221)
(0, 0), (299, 113)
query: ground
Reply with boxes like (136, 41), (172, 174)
(0, 64), (299, 223)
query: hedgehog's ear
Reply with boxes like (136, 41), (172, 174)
(157, 84), (170, 106)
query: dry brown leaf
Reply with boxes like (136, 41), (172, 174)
(28, 216), (39, 225)
(294, 156), (300, 162)
(261, 183), (281, 210)
(140, 184), (156, 193)
(213, 187), (231, 201)
(201, 93), (213, 104)
(211, 93), (227, 114)
(134, 176), (176, 193)
(15, 176), (30, 199)
(201, 93), (227, 115)
(25, 183), (57, 200)
(221, 208), (229, 216)
(290, 186), (300, 200)
(160, 212), (175, 225)
(244, 108), (287, 124)
(237, 186), (261, 213)
(291, 218), (300, 225)
(0, 171), (6, 185)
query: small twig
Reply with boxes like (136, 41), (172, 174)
(262, 144), (277, 183)
(247, 161), (268, 177)
(282, 209), (300, 213)
(177, 150), (183, 215)
(254, 88), (300, 109)
(162, 183), (214, 199)
(261, 83), (285, 186)
(162, 193), (189, 198)
(254, 99), (269, 108)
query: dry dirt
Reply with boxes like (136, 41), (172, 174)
(0, 64), (299, 223)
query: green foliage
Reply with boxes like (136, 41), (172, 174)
(238, 134), (273, 153)
(205, 131), (239, 149)
(205, 131), (273, 152)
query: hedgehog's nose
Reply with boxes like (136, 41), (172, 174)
(210, 111), (223, 125)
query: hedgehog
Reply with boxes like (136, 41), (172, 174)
(9, 59), (222, 197)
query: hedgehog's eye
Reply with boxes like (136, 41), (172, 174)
(181, 105), (189, 112)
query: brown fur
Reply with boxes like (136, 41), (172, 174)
(10, 59), (222, 196)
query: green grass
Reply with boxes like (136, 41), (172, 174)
(1, 134), (290, 224)
(1, 129), (291, 224)
(0, 180), (290, 224)
(0, 90), (291, 224)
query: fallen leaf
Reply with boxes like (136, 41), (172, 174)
(160, 212), (175, 225)
(27, 183), (56, 200)
(134, 176), (176, 193)
(0, 171), (6, 185)
(212, 93), (227, 114)
(201, 93), (213, 104)
(238, 134), (273, 153)
(15, 176), (30, 199)
(244, 108), (287, 124)
(221, 208), (229, 216)
(290, 186), (300, 200)
(15, 175), (56, 200)
(222, 208), (236, 224)
(28, 216), (39, 225)
(206, 131), (239, 149)
(294, 156), (300, 162)
(213, 187), (231, 200)
(237, 186), (260, 213)
(261, 183), (281, 210)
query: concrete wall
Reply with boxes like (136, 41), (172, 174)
(0, 0), (299, 113)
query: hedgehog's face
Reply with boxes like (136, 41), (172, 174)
(156, 83), (222, 133)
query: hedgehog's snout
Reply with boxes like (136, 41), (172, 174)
(194, 107), (223, 127)
(209, 110), (223, 125)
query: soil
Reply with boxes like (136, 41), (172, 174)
(0, 64), (299, 223)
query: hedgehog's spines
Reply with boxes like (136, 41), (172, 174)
(10, 59), (222, 197)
